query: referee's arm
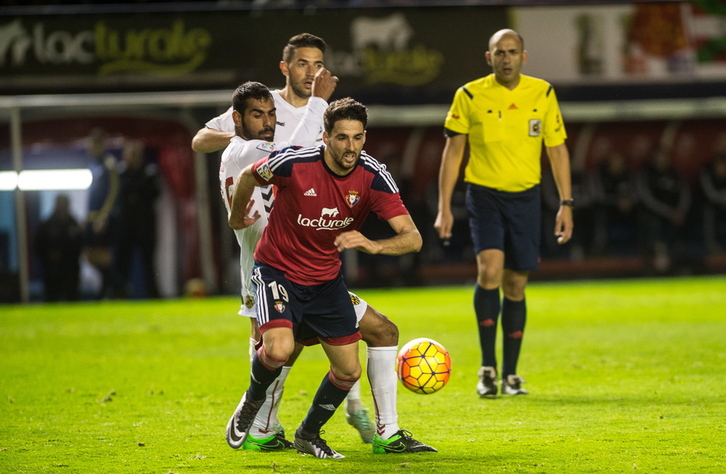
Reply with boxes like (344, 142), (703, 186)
(546, 143), (574, 244)
(435, 132), (467, 240)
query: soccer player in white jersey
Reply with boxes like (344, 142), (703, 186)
(196, 33), (434, 454)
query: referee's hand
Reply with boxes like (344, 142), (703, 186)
(555, 206), (574, 244)
(434, 210), (454, 242)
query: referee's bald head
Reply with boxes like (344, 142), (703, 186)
(489, 29), (524, 51)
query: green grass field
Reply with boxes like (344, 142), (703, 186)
(2, 276), (725, 473)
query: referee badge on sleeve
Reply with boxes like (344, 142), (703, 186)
(529, 119), (542, 137)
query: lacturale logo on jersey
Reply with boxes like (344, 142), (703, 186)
(297, 207), (354, 231)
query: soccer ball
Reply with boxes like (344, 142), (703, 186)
(397, 338), (452, 394)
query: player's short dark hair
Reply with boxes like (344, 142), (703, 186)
(324, 97), (368, 134)
(282, 33), (327, 63)
(232, 81), (272, 114)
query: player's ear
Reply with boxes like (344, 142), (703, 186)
(322, 130), (329, 145)
(522, 50), (528, 65)
(279, 60), (289, 77)
(485, 50), (492, 67)
(232, 110), (242, 127)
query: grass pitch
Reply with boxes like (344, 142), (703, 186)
(1, 276), (725, 473)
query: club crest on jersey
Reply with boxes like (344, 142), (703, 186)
(274, 301), (286, 313)
(529, 119), (542, 137)
(346, 191), (360, 208)
(257, 161), (273, 181)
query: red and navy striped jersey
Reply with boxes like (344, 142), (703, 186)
(251, 145), (409, 285)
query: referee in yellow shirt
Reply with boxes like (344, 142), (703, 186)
(435, 29), (573, 397)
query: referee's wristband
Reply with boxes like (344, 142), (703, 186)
(560, 199), (575, 208)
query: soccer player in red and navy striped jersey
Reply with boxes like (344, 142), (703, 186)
(228, 98), (435, 458)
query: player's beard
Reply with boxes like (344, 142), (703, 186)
(290, 79), (312, 101)
(329, 149), (359, 175)
(240, 124), (274, 142)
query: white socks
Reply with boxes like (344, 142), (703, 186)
(367, 346), (399, 439)
(247, 336), (289, 438)
(244, 339), (401, 440)
(250, 366), (290, 437)
(248, 337), (257, 363)
(346, 380), (364, 414)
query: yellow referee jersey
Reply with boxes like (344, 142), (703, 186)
(444, 74), (567, 192)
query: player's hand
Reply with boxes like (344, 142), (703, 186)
(555, 206), (574, 244)
(229, 199), (261, 229)
(334, 230), (381, 254)
(311, 67), (338, 102)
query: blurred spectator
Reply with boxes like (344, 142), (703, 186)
(636, 146), (691, 272)
(592, 151), (639, 256)
(113, 140), (160, 299)
(35, 194), (83, 302)
(84, 128), (119, 299)
(699, 150), (726, 254)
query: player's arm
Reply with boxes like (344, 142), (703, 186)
(191, 127), (235, 154)
(284, 67), (338, 147)
(434, 132), (467, 240)
(334, 214), (422, 255)
(546, 142), (574, 244)
(228, 164), (262, 230)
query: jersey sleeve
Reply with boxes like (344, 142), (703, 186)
(365, 157), (410, 220)
(250, 146), (300, 186)
(251, 157), (274, 186)
(205, 107), (234, 133)
(372, 190), (409, 221)
(224, 138), (279, 171)
(542, 87), (567, 148)
(443, 86), (472, 135)
(286, 97), (327, 147)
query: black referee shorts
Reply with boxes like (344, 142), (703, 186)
(466, 183), (541, 272)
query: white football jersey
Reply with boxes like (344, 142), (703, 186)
(206, 90), (325, 144)
(218, 96), (327, 316)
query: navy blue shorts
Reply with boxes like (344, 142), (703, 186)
(466, 183), (541, 272)
(251, 262), (362, 346)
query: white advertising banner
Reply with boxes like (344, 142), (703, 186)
(513, 2), (726, 84)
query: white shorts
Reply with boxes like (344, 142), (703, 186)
(238, 291), (368, 323)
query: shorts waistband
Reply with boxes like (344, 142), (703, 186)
(467, 182), (540, 198)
